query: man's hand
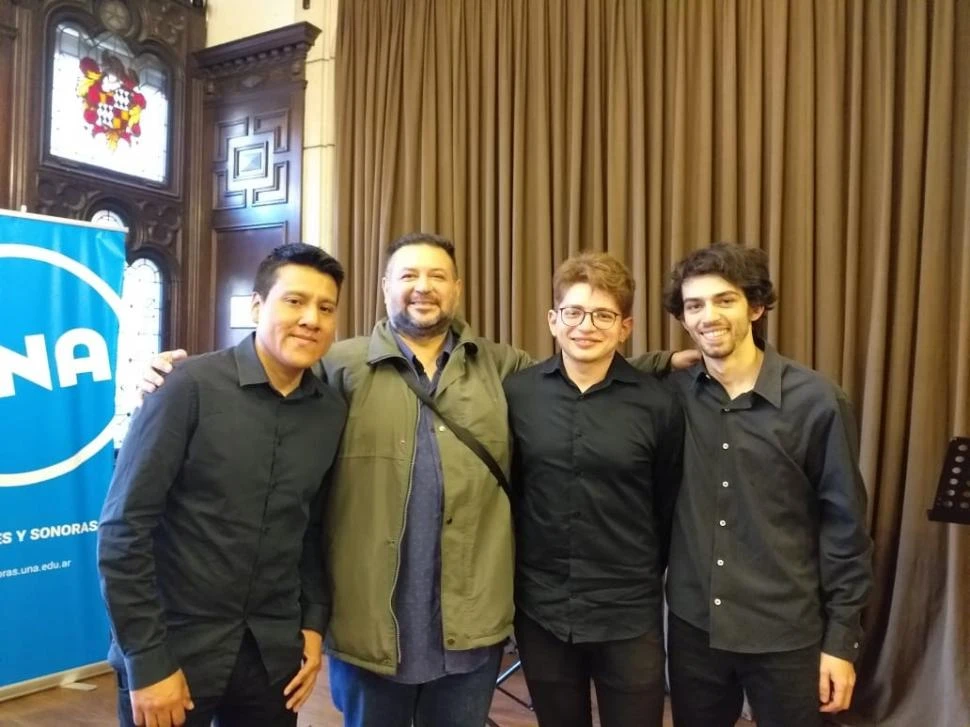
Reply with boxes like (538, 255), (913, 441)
(130, 669), (194, 727)
(819, 652), (856, 713)
(139, 350), (188, 397)
(283, 629), (323, 712)
(671, 348), (701, 370)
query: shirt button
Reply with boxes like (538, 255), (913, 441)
(722, 408), (730, 413)
(714, 598), (722, 606)
(722, 481), (729, 488)
(722, 442), (730, 450)
(719, 519), (727, 527)
(438, 425), (446, 432)
(853, 642), (859, 649)
(716, 559), (724, 566)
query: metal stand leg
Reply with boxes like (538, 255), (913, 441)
(487, 659), (533, 727)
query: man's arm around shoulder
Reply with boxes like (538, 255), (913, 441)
(477, 338), (535, 380)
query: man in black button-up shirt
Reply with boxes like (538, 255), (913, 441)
(662, 243), (873, 727)
(505, 253), (684, 727)
(98, 244), (347, 727)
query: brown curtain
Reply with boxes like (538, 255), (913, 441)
(334, 1), (970, 723)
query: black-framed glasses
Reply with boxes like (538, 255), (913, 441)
(557, 306), (621, 330)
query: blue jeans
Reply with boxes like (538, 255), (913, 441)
(328, 648), (502, 727)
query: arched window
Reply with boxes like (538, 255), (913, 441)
(87, 206), (165, 445)
(49, 21), (171, 183)
(90, 208), (127, 229)
(112, 256), (165, 446)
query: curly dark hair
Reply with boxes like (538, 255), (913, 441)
(663, 242), (777, 339)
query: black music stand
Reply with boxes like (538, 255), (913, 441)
(927, 437), (970, 524)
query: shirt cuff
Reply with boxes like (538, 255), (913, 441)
(301, 603), (327, 635)
(821, 621), (863, 663)
(125, 644), (179, 690)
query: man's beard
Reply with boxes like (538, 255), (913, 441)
(389, 308), (453, 339)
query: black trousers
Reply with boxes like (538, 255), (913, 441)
(514, 610), (666, 727)
(667, 612), (824, 727)
(116, 630), (298, 727)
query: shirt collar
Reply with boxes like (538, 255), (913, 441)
(391, 327), (456, 373)
(751, 342), (783, 408)
(233, 333), (325, 396)
(367, 318), (476, 365)
(688, 339), (783, 408)
(540, 351), (640, 385)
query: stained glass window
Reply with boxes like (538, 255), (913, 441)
(49, 23), (170, 183)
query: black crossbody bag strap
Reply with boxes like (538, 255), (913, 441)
(400, 372), (512, 500)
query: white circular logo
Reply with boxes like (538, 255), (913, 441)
(0, 244), (122, 487)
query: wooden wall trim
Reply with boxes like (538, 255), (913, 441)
(194, 21), (321, 73)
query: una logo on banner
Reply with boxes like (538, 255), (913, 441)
(0, 244), (122, 487)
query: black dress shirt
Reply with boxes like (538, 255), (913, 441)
(98, 334), (346, 697)
(504, 353), (684, 643)
(665, 343), (873, 661)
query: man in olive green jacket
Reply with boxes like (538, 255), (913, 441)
(321, 234), (532, 727)
(323, 316), (529, 675)
(324, 320), (532, 675)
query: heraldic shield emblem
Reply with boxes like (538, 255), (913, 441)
(76, 53), (147, 149)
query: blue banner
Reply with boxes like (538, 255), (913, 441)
(0, 210), (125, 688)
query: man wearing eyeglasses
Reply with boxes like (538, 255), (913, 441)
(503, 252), (686, 727)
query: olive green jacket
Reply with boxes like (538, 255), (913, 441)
(321, 318), (671, 675)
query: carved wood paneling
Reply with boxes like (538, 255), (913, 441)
(192, 22), (319, 350)
(35, 168), (182, 253)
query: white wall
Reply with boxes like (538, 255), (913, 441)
(206, 0), (295, 47)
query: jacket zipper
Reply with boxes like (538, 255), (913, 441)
(386, 344), (464, 666)
(388, 395), (420, 665)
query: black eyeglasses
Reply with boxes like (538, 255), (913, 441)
(557, 306), (621, 330)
